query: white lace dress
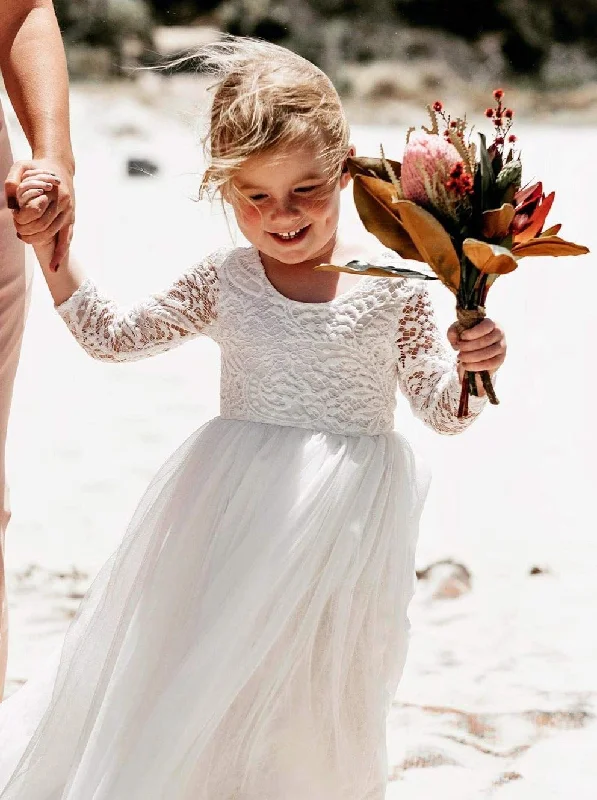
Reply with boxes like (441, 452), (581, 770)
(0, 246), (486, 799)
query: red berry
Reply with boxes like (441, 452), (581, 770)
(450, 120), (458, 128)
(485, 108), (494, 118)
(508, 134), (517, 143)
(504, 108), (514, 119)
(493, 88), (504, 101)
(433, 101), (444, 112)
(495, 136), (504, 145)
(494, 119), (502, 127)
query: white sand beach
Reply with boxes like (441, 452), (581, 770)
(2, 80), (596, 796)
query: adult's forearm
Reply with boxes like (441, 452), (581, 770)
(0, 2), (74, 172)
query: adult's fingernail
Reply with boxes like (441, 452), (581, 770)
(7, 197), (18, 210)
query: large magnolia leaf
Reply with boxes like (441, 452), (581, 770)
(393, 201), (461, 293)
(353, 175), (424, 261)
(463, 238), (518, 275)
(512, 236), (590, 258)
(347, 156), (402, 182)
(315, 260), (437, 279)
(482, 204), (516, 239)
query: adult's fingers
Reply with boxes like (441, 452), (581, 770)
(4, 162), (28, 210)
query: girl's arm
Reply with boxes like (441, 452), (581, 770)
(395, 282), (493, 435)
(0, 0), (75, 268)
(32, 238), (221, 363)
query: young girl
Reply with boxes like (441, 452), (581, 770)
(0, 39), (506, 799)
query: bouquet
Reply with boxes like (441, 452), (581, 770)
(317, 90), (590, 417)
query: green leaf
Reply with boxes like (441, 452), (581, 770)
(478, 133), (496, 210)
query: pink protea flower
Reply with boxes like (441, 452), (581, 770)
(401, 130), (463, 207)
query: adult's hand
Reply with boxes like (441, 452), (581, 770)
(5, 157), (74, 270)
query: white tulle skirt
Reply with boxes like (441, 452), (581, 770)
(0, 418), (427, 799)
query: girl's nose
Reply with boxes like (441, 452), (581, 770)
(271, 197), (300, 219)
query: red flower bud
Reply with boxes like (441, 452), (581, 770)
(508, 134), (517, 143)
(494, 119), (502, 127)
(450, 120), (458, 128)
(433, 101), (444, 112)
(485, 108), (494, 118)
(493, 88), (504, 101)
(504, 108), (514, 119)
(495, 136), (504, 145)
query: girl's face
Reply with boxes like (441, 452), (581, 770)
(229, 143), (352, 267)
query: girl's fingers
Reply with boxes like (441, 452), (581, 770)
(18, 207), (70, 245)
(14, 190), (66, 235)
(458, 340), (505, 366)
(51, 222), (73, 270)
(459, 318), (496, 340)
(14, 195), (51, 224)
(17, 188), (47, 207)
(457, 328), (503, 352)
(460, 354), (505, 373)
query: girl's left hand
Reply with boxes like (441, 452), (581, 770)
(446, 317), (507, 376)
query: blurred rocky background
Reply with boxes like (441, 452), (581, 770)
(44, 1), (597, 121)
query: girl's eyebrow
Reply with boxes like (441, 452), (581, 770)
(237, 174), (325, 191)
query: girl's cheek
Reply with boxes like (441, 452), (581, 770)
(236, 203), (263, 227)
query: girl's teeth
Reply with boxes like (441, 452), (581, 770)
(278, 227), (304, 239)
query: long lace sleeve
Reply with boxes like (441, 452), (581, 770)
(55, 252), (222, 362)
(395, 281), (487, 434)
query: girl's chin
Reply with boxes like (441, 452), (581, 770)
(259, 231), (335, 266)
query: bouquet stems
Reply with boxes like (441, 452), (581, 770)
(455, 304), (499, 419)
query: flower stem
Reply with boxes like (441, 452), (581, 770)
(457, 373), (470, 418)
(480, 370), (499, 404)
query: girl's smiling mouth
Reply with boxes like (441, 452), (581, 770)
(269, 224), (311, 244)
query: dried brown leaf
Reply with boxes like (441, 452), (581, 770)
(482, 204), (516, 239)
(463, 238), (518, 275)
(353, 175), (423, 261)
(394, 200), (461, 293)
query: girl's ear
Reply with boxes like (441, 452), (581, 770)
(340, 144), (356, 190)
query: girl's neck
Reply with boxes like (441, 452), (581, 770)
(258, 234), (362, 304)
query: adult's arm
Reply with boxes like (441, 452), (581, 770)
(0, 0), (75, 268)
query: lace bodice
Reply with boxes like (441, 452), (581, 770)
(56, 246), (487, 436)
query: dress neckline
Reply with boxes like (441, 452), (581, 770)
(250, 247), (368, 308)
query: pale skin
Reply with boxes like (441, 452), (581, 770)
(18, 143), (506, 390)
(0, 0), (75, 268)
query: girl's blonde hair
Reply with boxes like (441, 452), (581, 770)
(185, 37), (350, 199)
